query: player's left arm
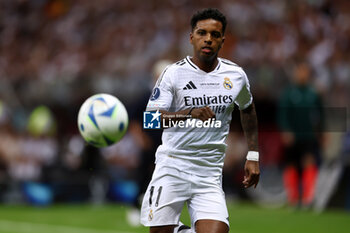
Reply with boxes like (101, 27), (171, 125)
(240, 102), (260, 188)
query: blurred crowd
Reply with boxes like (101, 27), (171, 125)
(0, 0), (349, 211)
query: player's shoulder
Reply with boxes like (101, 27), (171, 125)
(219, 57), (248, 77)
(160, 58), (185, 73)
(219, 57), (242, 70)
(161, 57), (194, 75)
(174, 58), (187, 67)
(154, 59), (185, 87)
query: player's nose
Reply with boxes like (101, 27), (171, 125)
(204, 34), (212, 44)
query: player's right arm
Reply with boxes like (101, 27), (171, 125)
(160, 106), (215, 123)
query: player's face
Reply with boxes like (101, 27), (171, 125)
(190, 19), (225, 62)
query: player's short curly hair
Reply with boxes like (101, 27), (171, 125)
(190, 8), (227, 34)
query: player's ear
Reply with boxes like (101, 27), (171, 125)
(190, 32), (193, 44)
(219, 36), (225, 50)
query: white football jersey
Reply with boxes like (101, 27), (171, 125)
(146, 56), (253, 177)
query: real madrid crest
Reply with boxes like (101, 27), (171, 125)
(223, 77), (233, 90)
(148, 209), (153, 221)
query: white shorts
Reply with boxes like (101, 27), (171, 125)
(140, 165), (229, 228)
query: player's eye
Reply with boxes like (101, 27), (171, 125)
(197, 30), (206, 36)
(211, 32), (221, 38)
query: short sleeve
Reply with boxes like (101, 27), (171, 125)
(234, 69), (253, 110)
(146, 67), (174, 111)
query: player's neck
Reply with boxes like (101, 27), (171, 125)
(191, 56), (218, 73)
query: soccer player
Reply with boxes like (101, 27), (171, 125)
(141, 8), (260, 233)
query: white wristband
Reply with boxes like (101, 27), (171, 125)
(246, 151), (259, 161)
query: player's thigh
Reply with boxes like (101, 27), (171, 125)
(196, 220), (229, 233)
(150, 225), (176, 233)
(141, 166), (190, 226)
(187, 176), (229, 229)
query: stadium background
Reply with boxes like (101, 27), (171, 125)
(0, 0), (349, 232)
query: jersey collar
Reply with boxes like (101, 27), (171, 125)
(186, 56), (221, 73)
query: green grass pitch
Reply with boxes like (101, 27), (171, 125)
(0, 202), (349, 233)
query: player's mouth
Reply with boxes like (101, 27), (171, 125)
(201, 46), (213, 54)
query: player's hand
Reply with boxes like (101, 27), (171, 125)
(243, 160), (260, 188)
(190, 106), (215, 121)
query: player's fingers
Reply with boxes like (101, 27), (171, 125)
(243, 160), (260, 188)
(243, 167), (250, 182)
(242, 176), (248, 186)
(198, 107), (214, 121)
(243, 173), (252, 188)
(199, 111), (208, 121)
(243, 173), (259, 188)
(207, 106), (216, 118)
(194, 109), (206, 121)
(250, 175), (258, 187)
(205, 106), (215, 114)
(245, 177), (254, 188)
(204, 106), (215, 120)
(254, 175), (260, 188)
(201, 107), (210, 119)
(249, 174), (260, 188)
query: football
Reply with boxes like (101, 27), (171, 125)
(77, 93), (128, 147)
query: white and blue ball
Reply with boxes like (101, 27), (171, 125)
(78, 93), (128, 147)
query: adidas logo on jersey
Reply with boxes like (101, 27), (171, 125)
(183, 81), (197, 90)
